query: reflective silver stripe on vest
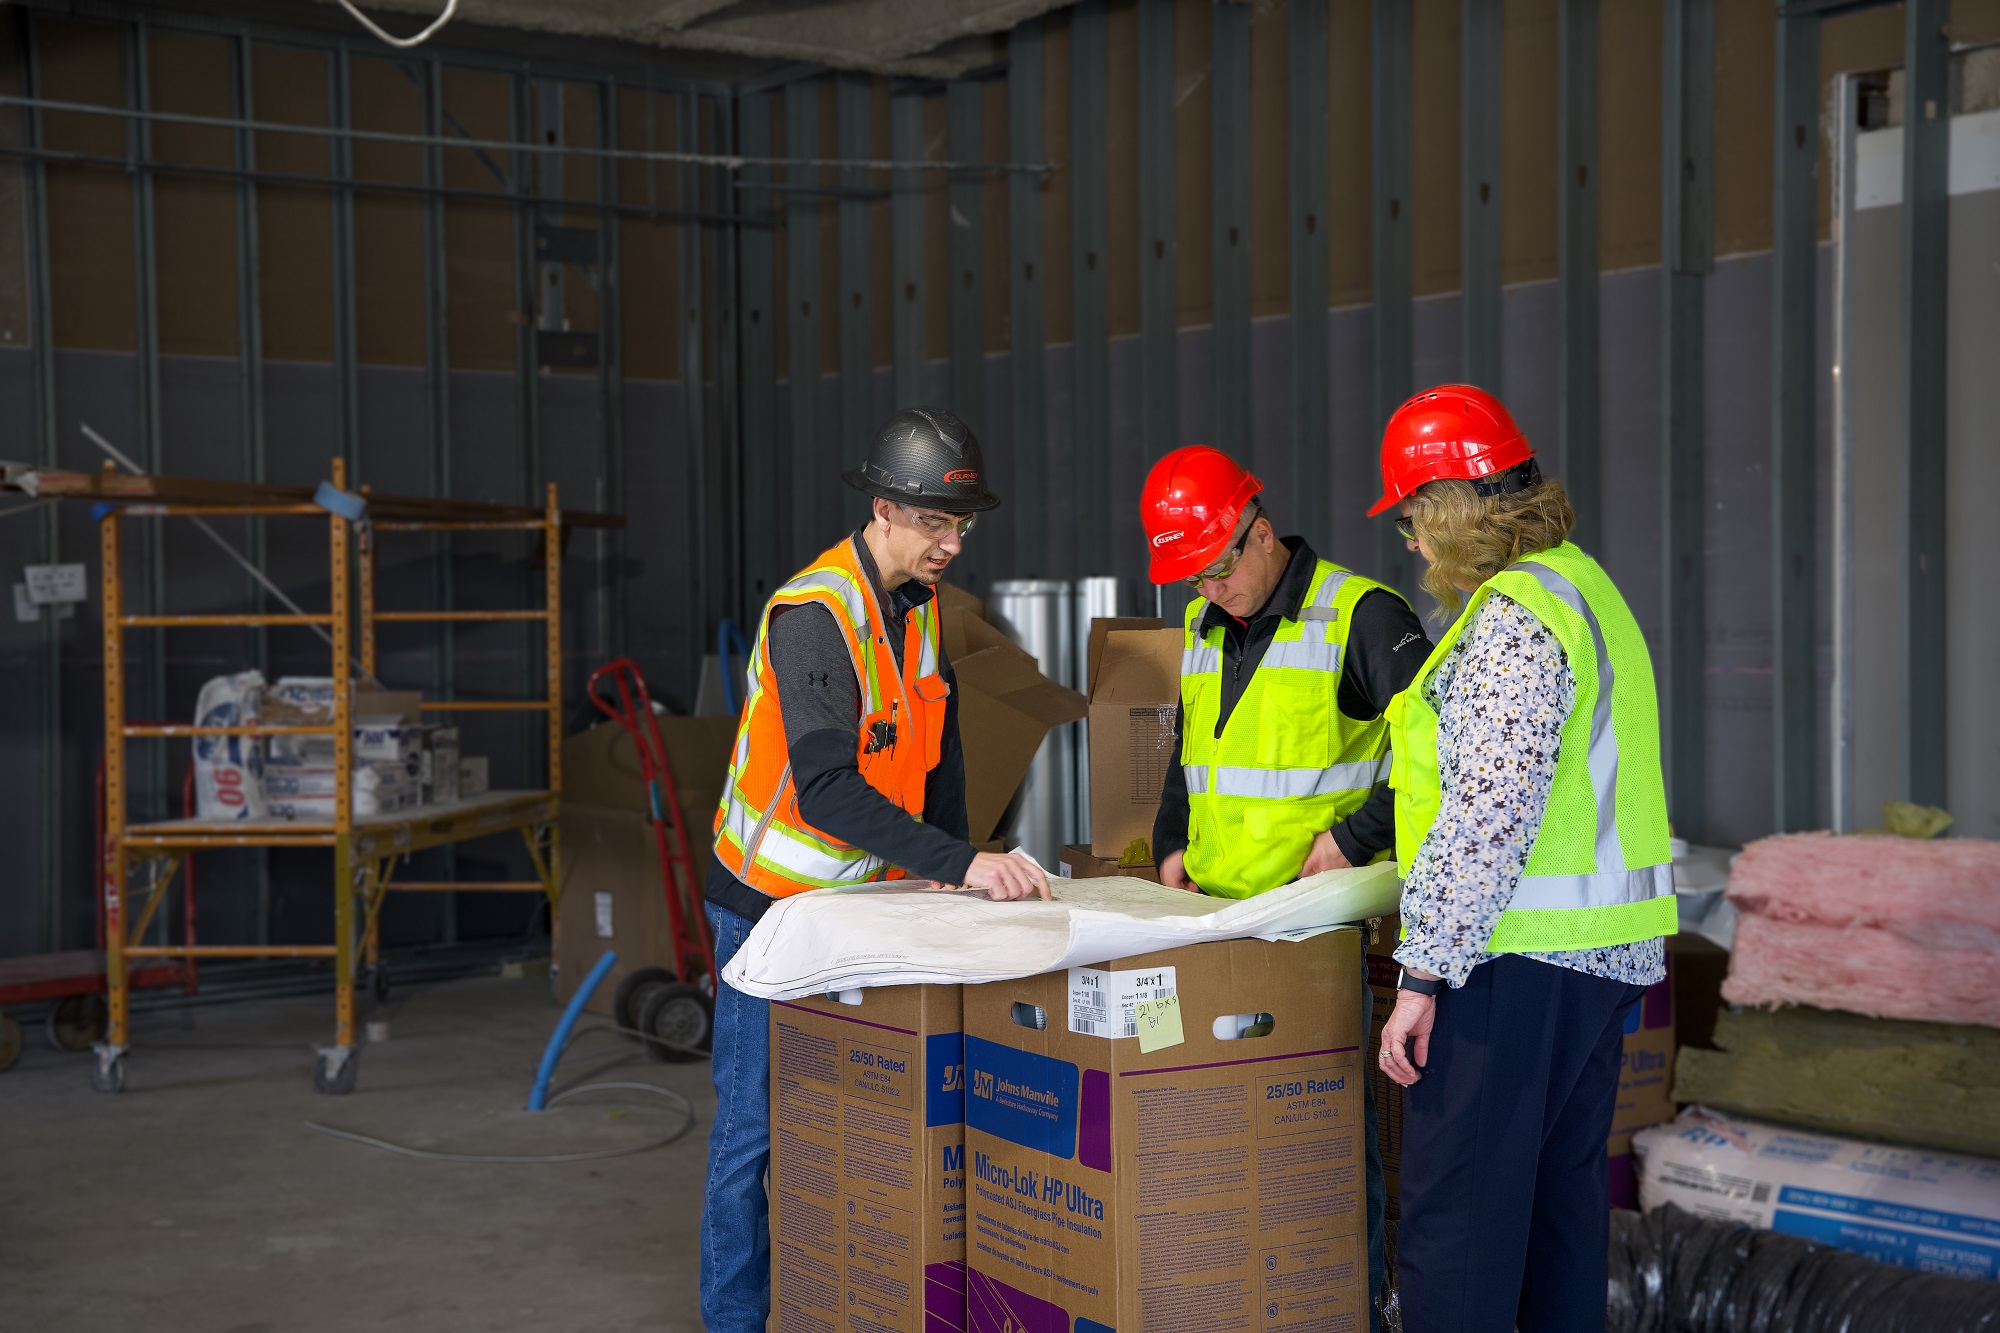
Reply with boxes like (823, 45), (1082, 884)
(1209, 754), (1392, 799)
(1261, 639), (1342, 673)
(1509, 863), (1674, 912)
(783, 569), (872, 634)
(1509, 560), (1626, 874)
(1184, 765), (1209, 795)
(1183, 646), (1221, 676)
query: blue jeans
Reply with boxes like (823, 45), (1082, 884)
(1362, 970), (1387, 1333)
(700, 903), (771, 1333)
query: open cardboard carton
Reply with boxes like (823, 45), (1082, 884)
(937, 583), (1088, 847)
(1086, 627), (1182, 861)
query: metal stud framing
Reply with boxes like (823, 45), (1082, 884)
(947, 78), (986, 591)
(786, 80), (827, 566)
(947, 79), (985, 438)
(890, 82), (926, 407)
(128, 19), (165, 825)
(1902, 0), (1948, 807)
(678, 87), (710, 691)
(1008, 20), (1047, 565)
(1771, 9), (1818, 831)
(330, 48), (358, 477)
(596, 77), (626, 656)
(837, 72), (873, 533)
(20, 7), (62, 947)
(1211, 0), (1250, 463)
(1661, 0), (1713, 842)
(1070, 0), (1110, 577)
(1288, 0), (1329, 549)
(740, 90), (779, 612)
(710, 95), (742, 625)
(1371, 0), (1415, 594)
(1461, 0), (1503, 392)
(422, 57), (456, 945)
(1558, 0), (1600, 551)
(1137, 0), (1176, 465)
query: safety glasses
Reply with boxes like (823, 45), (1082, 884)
(900, 505), (976, 538)
(1394, 515), (1418, 541)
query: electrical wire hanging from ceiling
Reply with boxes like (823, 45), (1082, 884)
(336, 0), (460, 49)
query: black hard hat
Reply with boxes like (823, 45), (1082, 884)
(844, 407), (1001, 514)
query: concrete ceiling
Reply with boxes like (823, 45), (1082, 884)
(325, 0), (1079, 79)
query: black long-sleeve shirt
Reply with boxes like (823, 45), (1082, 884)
(1152, 536), (1433, 875)
(706, 535), (974, 925)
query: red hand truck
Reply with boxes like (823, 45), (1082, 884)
(586, 657), (720, 1063)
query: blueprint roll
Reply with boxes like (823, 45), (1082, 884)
(990, 580), (1075, 868)
(1071, 576), (1121, 845)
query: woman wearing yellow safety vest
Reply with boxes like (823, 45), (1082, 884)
(1370, 386), (1675, 1333)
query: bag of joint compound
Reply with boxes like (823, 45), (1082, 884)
(1634, 1106), (2000, 1280)
(193, 670), (268, 820)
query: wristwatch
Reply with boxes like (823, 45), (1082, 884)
(1396, 969), (1443, 998)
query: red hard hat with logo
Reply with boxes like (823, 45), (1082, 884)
(1366, 384), (1536, 516)
(1141, 447), (1264, 584)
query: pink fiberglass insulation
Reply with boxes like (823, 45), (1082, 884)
(1722, 833), (2000, 1028)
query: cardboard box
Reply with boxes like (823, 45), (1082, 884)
(938, 585), (1089, 847)
(554, 715), (738, 1011)
(770, 985), (967, 1332)
(1057, 844), (1161, 885)
(1084, 616), (1167, 696)
(963, 931), (1367, 1333)
(1362, 914), (1678, 1214)
(1086, 628), (1182, 861)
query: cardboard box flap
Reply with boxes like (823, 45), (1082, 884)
(953, 642), (1087, 846)
(562, 713), (737, 822)
(954, 642), (1088, 727)
(1090, 628), (1182, 704)
(938, 580), (1011, 663)
(1086, 617), (1167, 696)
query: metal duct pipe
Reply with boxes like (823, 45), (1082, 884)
(1072, 576), (1121, 845)
(988, 579), (1075, 869)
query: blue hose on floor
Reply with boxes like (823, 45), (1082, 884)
(528, 949), (618, 1111)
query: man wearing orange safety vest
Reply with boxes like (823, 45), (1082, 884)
(1141, 446), (1434, 1333)
(699, 407), (1049, 1333)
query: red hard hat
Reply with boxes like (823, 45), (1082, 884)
(1366, 384), (1535, 516)
(1141, 447), (1263, 584)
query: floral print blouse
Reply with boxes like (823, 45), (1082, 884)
(1393, 594), (1667, 989)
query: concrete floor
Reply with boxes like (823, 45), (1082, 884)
(0, 971), (715, 1333)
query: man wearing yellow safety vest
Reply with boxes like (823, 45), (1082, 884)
(1140, 445), (1434, 1333)
(1369, 385), (1673, 1332)
(700, 407), (1049, 1333)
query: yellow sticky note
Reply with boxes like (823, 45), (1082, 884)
(1133, 993), (1184, 1053)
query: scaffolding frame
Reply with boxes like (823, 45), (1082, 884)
(92, 458), (598, 1095)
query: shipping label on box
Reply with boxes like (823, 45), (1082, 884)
(770, 985), (967, 1332)
(964, 932), (1366, 1333)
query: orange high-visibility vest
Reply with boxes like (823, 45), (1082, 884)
(712, 536), (950, 898)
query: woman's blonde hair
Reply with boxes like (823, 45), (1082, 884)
(1406, 475), (1576, 617)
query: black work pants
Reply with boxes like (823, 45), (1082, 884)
(1395, 953), (1644, 1333)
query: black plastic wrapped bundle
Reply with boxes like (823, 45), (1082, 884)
(1605, 1204), (2000, 1333)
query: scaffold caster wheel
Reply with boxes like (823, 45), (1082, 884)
(639, 983), (714, 1065)
(48, 994), (109, 1052)
(370, 964), (391, 1004)
(313, 1046), (359, 1096)
(89, 1044), (126, 1094)
(0, 1013), (22, 1072)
